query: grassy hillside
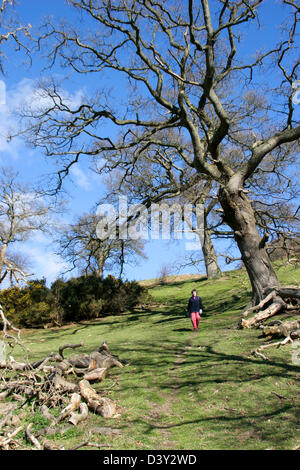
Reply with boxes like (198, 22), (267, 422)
(2, 263), (300, 450)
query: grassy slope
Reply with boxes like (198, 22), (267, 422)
(4, 264), (300, 450)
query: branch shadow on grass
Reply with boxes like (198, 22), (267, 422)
(113, 341), (300, 449)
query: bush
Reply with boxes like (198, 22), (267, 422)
(0, 275), (150, 328)
(51, 275), (150, 323)
(0, 279), (57, 328)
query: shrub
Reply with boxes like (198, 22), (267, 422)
(0, 275), (150, 328)
(0, 279), (56, 328)
(51, 275), (150, 323)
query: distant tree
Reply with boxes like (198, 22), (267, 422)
(101, 152), (222, 279)
(0, 167), (55, 286)
(57, 212), (147, 279)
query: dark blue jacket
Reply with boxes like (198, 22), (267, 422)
(187, 295), (203, 316)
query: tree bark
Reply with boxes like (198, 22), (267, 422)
(201, 225), (222, 279)
(218, 187), (280, 305)
(0, 244), (7, 283)
(79, 380), (116, 417)
(240, 296), (285, 328)
(96, 251), (104, 279)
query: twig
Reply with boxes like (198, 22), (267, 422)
(271, 392), (288, 400)
(252, 336), (293, 360)
(69, 432), (112, 450)
(0, 426), (23, 449)
(59, 343), (84, 359)
(0, 304), (26, 351)
(25, 423), (42, 450)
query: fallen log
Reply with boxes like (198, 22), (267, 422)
(240, 295), (286, 329)
(67, 354), (90, 369)
(0, 353), (63, 371)
(47, 365), (78, 393)
(83, 367), (107, 383)
(54, 393), (81, 425)
(68, 347), (124, 371)
(79, 380), (116, 418)
(268, 287), (300, 300)
(242, 291), (276, 317)
(68, 402), (89, 426)
(58, 342), (84, 359)
(261, 320), (300, 339)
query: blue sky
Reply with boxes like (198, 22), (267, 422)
(0, 0), (298, 286)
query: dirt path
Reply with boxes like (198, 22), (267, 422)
(147, 332), (197, 448)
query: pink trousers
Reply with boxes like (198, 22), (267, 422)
(191, 311), (201, 329)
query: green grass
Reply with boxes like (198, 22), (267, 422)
(1, 263), (300, 450)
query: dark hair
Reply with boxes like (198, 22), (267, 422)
(191, 289), (197, 294)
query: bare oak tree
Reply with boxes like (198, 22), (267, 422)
(19, 1), (299, 307)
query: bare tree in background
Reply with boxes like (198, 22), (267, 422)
(0, 167), (55, 286)
(57, 212), (147, 279)
(18, 1), (300, 307)
(101, 144), (222, 279)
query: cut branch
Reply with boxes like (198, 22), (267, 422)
(241, 296), (286, 328)
(79, 379), (116, 418)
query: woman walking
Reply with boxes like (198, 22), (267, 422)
(187, 289), (203, 332)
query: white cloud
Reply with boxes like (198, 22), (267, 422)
(21, 243), (69, 284)
(70, 164), (92, 191)
(0, 77), (86, 163)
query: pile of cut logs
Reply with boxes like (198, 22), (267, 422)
(0, 341), (125, 450)
(239, 287), (300, 360)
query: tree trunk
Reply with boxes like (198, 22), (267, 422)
(96, 253), (104, 279)
(218, 187), (280, 305)
(201, 223), (222, 279)
(0, 244), (7, 283)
